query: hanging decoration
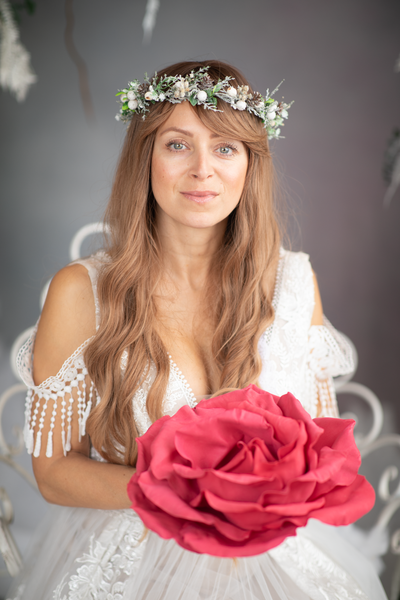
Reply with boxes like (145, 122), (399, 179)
(64, 0), (95, 124)
(383, 129), (400, 208)
(0, 0), (37, 101)
(382, 54), (400, 207)
(142, 0), (160, 44)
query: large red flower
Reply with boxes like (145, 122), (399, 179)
(128, 385), (375, 557)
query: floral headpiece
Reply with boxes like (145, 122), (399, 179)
(115, 67), (293, 140)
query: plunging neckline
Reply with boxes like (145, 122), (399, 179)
(167, 249), (286, 405)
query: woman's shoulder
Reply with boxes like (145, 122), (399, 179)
(278, 248), (314, 296)
(280, 247), (311, 272)
(32, 260), (99, 386)
(273, 248), (320, 327)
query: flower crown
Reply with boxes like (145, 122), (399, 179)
(115, 67), (293, 140)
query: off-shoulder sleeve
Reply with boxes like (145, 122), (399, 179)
(16, 325), (99, 458)
(306, 316), (355, 417)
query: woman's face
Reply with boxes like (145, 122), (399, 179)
(151, 102), (248, 232)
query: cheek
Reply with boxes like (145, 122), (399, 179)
(226, 159), (248, 196)
(151, 153), (182, 198)
(151, 155), (165, 190)
(151, 156), (167, 204)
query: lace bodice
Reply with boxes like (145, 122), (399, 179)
(16, 248), (354, 458)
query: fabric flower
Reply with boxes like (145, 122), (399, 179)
(128, 100), (138, 110)
(196, 90), (208, 102)
(226, 86), (237, 98)
(128, 385), (375, 558)
(127, 91), (136, 100)
(144, 92), (153, 101)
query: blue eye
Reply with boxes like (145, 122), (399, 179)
(217, 144), (237, 155)
(167, 141), (186, 151)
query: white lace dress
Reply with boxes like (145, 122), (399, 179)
(7, 249), (388, 600)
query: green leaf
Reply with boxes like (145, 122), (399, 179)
(189, 95), (198, 106)
(122, 103), (129, 111)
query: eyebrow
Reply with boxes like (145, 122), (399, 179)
(160, 126), (223, 139)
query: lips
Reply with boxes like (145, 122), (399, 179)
(180, 190), (219, 204)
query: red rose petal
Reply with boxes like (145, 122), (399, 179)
(258, 479), (317, 506)
(137, 471), (212, 525)
(179, 521), (298, 557)
(309, 476), (375, 525)
(196, 469), (283, 504)
(174, 411), (267, 469)
(300, 446), (347, 484)
(135, 416), (168, 473)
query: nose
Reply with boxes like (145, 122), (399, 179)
(189, 147), (214, 180)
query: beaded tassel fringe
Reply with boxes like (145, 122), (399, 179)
(24, 371), (95, 458)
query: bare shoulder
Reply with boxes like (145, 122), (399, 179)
(33, 264), (97, 385)
(311, 269), (323, 326)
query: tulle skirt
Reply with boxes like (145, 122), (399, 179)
(7, 504), (388, 600)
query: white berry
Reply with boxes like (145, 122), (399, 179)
(197, 90), (207, 102)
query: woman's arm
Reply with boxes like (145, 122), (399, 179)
(307, 269), (356, 418)
(31, 264), (134, 509)
(310, 270), (323, 327)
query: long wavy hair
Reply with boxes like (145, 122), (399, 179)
(85, 60), (282, 466)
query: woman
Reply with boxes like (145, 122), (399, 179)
(9, 60), (388, 599)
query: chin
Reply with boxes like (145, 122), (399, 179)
(180, 213), (225, 230)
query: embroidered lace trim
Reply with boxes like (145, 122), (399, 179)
(270, 532), (369, 599)
(308, 316), (355, 381)
(52, 511), (146, 600)
(16, 327), (97, 457)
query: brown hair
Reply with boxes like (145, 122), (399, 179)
(85, 60), (282, 465)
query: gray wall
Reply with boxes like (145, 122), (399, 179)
(1, 0), (399, 596)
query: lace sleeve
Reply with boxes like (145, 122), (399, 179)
(16, 325), (99, 458)
(306, 316), (355, 418)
